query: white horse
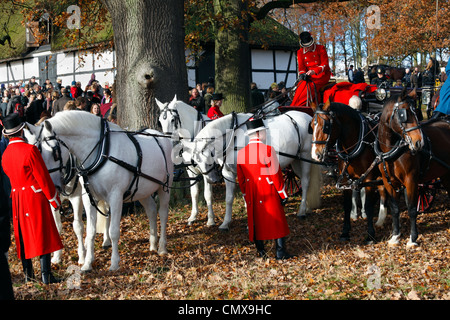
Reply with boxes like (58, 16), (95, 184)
(24, 124), (111, 265)
(181, 111), (322, 230)
(38, 111), (173, 271)
(157, 96), (216, 226)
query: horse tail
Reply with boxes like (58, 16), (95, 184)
(306, 162), (322, 209)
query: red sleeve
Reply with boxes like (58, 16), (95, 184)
(297, 49), (307, 75)
(262, 146), (287, 199)
(29, 146), (60, 208)
(314, 45), (330, 75)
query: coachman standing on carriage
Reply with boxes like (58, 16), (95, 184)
(291, 31), (332, 107)
(1, 113), (63, 285)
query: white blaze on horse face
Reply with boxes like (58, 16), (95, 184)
(311, 125), (321, 161)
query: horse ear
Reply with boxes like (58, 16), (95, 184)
(408, 88), (417, 99)
(310, 101), (317, 112)
(400, 88), (408, 101)
(172, 95), (177, 103)
(44, 120), (52, 132)
(322, 99), (331, 111)
(155, 98), (165, 110)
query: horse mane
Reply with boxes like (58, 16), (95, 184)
(328, 101), (361, 122)
(48, 110), (120, 134)
(196, 113), (252, 139)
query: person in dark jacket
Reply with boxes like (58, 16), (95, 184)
(250, 83), (265, 108)
(51, 87), (72, 116)
(0, 134), (14, 300)
(189, 88), (205, 113)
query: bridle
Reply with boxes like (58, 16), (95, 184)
(388, 100), (422, 146)
(29, 125), (77, 196)
(160, 103), (181, 135)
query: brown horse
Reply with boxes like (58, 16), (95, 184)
(310, 100), (388, 244)
(375, 90), (450, 247)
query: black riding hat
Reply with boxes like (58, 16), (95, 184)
(246, 118), (266, 135)
(299, 31), (314, 48)
(211, 93), (224, 101)
(1, 113), (25, 136)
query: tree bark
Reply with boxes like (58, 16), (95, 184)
(213, 0), (250, 114)
(101, 0), (188, 130)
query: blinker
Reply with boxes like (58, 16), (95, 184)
(397, 108), (408, 123)
(323, 120), (331, 134)
(308, 121), (313, 134)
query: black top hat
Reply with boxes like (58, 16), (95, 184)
(246, 118), (266, 135)
(377, 67), (385, 74)
(211, 93), (223, 101)
(1, 113), (25, 136)
(299, 31), (314, 48)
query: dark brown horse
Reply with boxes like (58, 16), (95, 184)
(310, 100), (388, 243)
(375, 90), (450, 247)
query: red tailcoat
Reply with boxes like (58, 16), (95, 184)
(291, 44), (331, 107)
(207, 106), (224, 120)
(2, 137), (63, 259)
(237, 138), (289, 242)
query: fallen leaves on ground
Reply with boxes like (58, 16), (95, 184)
(7, 175), (450, 300)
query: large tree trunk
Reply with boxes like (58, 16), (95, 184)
(102, 0), (188, 130)
(213, 0), (250, 114)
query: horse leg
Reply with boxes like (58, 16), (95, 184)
(157, 188), (171, 255)
(73, 192), (87, 265)
(187, 169), (201, 225)
(81, 199), (97, 272)
(404, 183), (419, 247)
(97, 200), (111, 248)
(219, 177), (236, 231)
(107, 198), (123, 271)
(203, 177), (215, 226)
(140, 196), (159, 253)
(290, 160), (309, 219)
(363, 187), (376, 244)
(375, 186), (388, 227)
(351, 189), (361, 221)
(51, 204), (63, 264)
(340, 189), (352, 241)
(360, 188), (367, 219)
(387, 192), (402, 246)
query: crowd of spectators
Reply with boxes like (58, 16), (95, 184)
(0, 74), (116, 125)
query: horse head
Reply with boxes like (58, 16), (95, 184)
(380, 89), (424, 153)
(156, 95), (180, 135)
(25, 122), (70, 191)
(310, 100), (339, 162)
(181, 138), (222, 184)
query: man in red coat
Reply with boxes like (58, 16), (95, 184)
(291, 31), (331, 107)
(1, 113), (63, 284)
(236, 118), (294, 260)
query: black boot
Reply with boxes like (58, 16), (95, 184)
(21, 258), (35, 283)
(254, 240), (267, 258)
(275, 238), (295, 260)
(40, 254), (61, 285)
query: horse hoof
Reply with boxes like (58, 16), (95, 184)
(102, 244), (112, 250)
(406, 241), (419, 248)
(339, 235), (350, 242)
(219, 227), (229, 232)
(296, 214), (307, 220)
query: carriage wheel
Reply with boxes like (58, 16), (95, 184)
(417, 182), (437, 213)
(283, 165), (302, 197)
